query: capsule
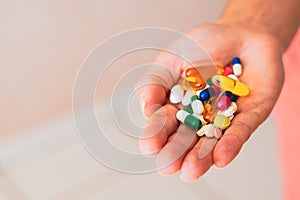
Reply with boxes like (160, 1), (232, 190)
(211, 75), (249, 96)
(176, 109), (202, 130)
(232, 57), (242, 76)
(227, 74), (239, 81)
(223, 66), (233, 76)
(191, 95), (204, 115)
(170, 84), (184, 103)
(185, 67), (206, 90)
(216, 95), (231, 111)
(213, 114), (231, 129)
(182, 90), (195, 106)
(203, 103), (213, 122)
(219, 102), (237, 117)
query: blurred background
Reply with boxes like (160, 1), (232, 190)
(0, 1), (282, 199)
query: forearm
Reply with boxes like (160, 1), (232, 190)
(218, 0), (300, 50)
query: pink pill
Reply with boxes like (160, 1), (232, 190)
(210, 84), (221, 94)
(223, 66), (233, 76)
(216, 96), (231, 111)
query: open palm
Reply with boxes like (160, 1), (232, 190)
(137, 23), (284, 182)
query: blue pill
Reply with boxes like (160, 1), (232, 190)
(232, 57), (241, 65)
(199, 89), (210, 101)
(231, 94), (239, 102)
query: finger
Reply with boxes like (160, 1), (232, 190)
(138, 104), (179, 155)
(179, 137), (214, 182)
(213, 94), (272, 168)
(136, 52), (183, 118)
(156, 124), (198, 175)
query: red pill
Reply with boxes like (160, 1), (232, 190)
(216, 96), (231, 111)
(223, 66), (233, 76)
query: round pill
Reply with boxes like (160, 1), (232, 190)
(199, 89), (210, 101)
(223, 66), (233, 76)
(216, 96), (231, 111)
(170, 84), (184, 104)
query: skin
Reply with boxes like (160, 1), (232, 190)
(137, 0), (300, 183)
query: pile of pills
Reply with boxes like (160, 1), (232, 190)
(170, 57), (249, 139)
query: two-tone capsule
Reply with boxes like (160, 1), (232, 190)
(176, 109), (202, 130)
(232, 57), (242, 76)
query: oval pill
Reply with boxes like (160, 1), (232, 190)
(219, 102), (237, 117)
(182, 90), (195, 106)
(233, 63), (242, 76)
(185, 67), (206, 90)
(191, 99), (204, 115)
(170, 84), (184, 103)
(227, 74), (239, 81)
(216, 96), (231, 111)
(213, 115), (231, 129)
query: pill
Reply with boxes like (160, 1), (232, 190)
(203, 103), (213, 122)
(185, 67), (206, 90)
(232, 57), (241, 65)
(216, 65), (224, 75)
(219, 102), (237, 117)
(206, 77), (213, 86)
(210, 84), (221, 95)
(211, 75), (249, 96)
(213, 115), (231, 129)
(183, 107), (193, 114)
(227, 74), (239, 81)
(233, 63), (242, 76)
(191, 95), (204, 115)
(170, 84), (184, 103)
(223, 66), (233, 76)
(216, 96), (231, 111)
(197, 124), (214, 137)
(231, 94), (239, 102)
(199, 89), (210, 101)
(176, 109), (202, 130)
(193, 114), (207, 125)
(182, 90), (195, 106)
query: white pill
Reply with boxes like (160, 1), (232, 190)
(219, 102), (238, 117)
(197, 124), (214, 138)
(233, 63), (242, 76)
(191, 99), (204, 115)
(181, 90), (195, 106)
(227, 74), (239, 81)
(170, 84), (184, 104)
(176, 109), (189, 123)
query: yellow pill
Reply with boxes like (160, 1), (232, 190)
(213, 114), (231, 129)
(211, 75), (249, 96)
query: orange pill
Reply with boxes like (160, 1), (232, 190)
(203, 103), (213, 122)
(185, 67), (206, 90)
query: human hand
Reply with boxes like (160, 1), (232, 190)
(136, 23), (284, 182)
